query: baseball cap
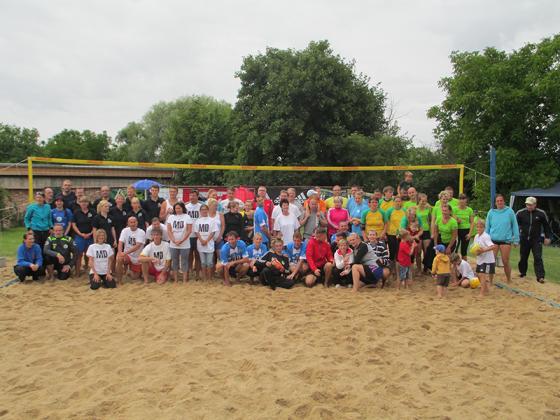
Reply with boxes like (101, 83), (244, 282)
(434, 244), (446, 253)
(525, 197), (537, 205)
(307, 189), (318, 198)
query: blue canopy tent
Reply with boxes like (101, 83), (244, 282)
(510, 182), (560, 244)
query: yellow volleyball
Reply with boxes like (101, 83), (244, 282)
(469, 277), (480, 289)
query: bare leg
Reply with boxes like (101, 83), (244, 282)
(75, 253), (83, 276)
(351, 264), (365, 292)
(500, 244), (512, 283)
(304, 274), (317, 288)
(324, 263), (334, 287)
(141, 262), (150, 284)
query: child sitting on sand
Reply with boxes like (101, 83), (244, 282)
(431, 244), (450, 298)
(397, 229), (416, 289)
(334, 238), (353, 287)
(472, 219), (497, 296)
(450, 252), (476, 288)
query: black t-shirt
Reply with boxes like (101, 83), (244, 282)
(143, 197), (164, 221)
(72, 201), (94, 213)
(92, 213), (115, 246)
(223, 212), (244, 240)
(93, 197), (116, 210)
(399, 181), (413, 194)
(128, 209), (148, 231)
(61, 191), (77, 210)
(262, 251), (290, 273)
(242, 214), (253, 243)
(110, 206), (129, 240)
(72, 208), (95, 235)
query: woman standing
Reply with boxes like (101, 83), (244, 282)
(72, 196), (95, 276)
(486, 194), (519, 283)
(416, 193), (432, 273)
(384, 196), (407, 262)
(128, 197), (148, 231)
(24, 192), (52, 251)
(454, 193), (474, 260)
(110, 193), (129, 244)
(207, 198), (225, 264)
(301, 198), (327, 240)
(166, 202), (193, 283)
(433, 204), (458, 254)
(92, 200), (117, 251)
(273, 199), (300, 246)
(348, 191), (369, 238)
(326, 197), (350, 237)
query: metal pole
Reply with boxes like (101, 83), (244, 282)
(27, 157), (34, 203)
(489, 146), (496, 209)
(459, 165), (464, 194)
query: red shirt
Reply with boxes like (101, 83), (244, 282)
(305, 236), (334, 271)
(397, 240), (414, 267)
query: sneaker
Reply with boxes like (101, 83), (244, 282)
(536, 278), (545, 284)
(335, 284), (341, 289)
(519, 273), (526, 278)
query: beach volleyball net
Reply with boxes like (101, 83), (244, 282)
(26, 156), (465, 201)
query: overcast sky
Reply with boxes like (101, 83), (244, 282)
(1, 0), (559, 147)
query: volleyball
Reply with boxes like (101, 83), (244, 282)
(469, 243), (481, 256)
(469, 277), (481, 289)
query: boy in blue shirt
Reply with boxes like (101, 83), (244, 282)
(253, 197), (271, 245)
(217, 231), (250, 286)
(51, 195), (73, 236)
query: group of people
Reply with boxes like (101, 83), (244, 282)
(16, 171), (553, 295)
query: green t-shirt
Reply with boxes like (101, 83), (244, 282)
(432, 204), (454, 222)
(415, 206), (431, 230)
(435, 198), (459, 211)
(402, 201), (417, 211)
(436, 216), (458, 244)
(453, 206), (473, 229)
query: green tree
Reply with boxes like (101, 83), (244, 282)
(230, 40), (393, 185)
(43, 129), (111, 160)
(428, 34), (560, 210)
(0, 123), (42, 162)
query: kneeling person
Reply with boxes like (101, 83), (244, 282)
(139, 228), (171, 284)
(43, 224), (76, 280)
(348, 233), (391, 291)
(86, 229), (116, 289)
(116, 217), (146, 284)
(14, 232), (44, 282)
(260, 238), (294, 290)
(216, 231), (250, 286)
(304, 227), (334, 287)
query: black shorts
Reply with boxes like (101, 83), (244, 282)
(476, 263), (496, 274)
(436, 274), (450, 287)
(189, 237), (198, 250)
(421, 231), (431, 241)
(228, 266), (238, 277)
(492, 240), (511, 246)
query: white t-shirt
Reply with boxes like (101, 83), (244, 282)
(185, 202), (202, 237)
(86, 243), (114, 275)
(193, 216), (220, 253)
(145, 224), (169, 242)
(209, 214), (222, 240)
(220, 198), (244, 213)
(474, 232), (496, 265)
(272, 203), (301, 220)
(167, 213), (193, 249)
(457, 259), (475, 280)
(119, 227), (146, 264)
(273, 212), (300, 245)
(140, 241), (171, 271)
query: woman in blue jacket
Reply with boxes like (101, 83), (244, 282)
(14, 231), (44, 281)
(24, 192), (52, 250)
(486, 194), (519, 283)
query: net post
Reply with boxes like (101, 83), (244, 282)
(27, 157), (34, 202)
(459, 165), (464, 194)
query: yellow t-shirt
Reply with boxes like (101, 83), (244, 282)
(380, 198), (394, 212)
(361, 209), (385, 236)
(325, 196), (348, 209)
(385, 207), (406, 236)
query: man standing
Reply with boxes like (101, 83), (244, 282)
(186, 189), (202, 279)
(61, 179), (77, 210)
(254, 197), (271, 246)
(254, 186), (274, 220)
(325, 185), (348, 210)
(93, 185), (116, 209)
(143, 185), (165, 222)
(516, 197), (552, 283)
(220, 187), (245, 213)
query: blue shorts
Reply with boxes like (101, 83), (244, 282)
(74, 235), (93, 253)
(399, 265), (410, 281)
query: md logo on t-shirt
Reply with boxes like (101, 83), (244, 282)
(96, 249), (109, 258)
(188, 210), (200, 219)
(198, 223), (210, 233)
(173, 220), (185, 229)
(228, 247), (242, 261)
(153, 251), (164, 259)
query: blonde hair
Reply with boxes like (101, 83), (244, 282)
(96, 199), (110, 214)
(207, 198), (218, 208)
(94, 229), (107, 243)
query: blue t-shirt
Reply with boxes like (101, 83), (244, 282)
(247, 243), (268, 259)
(349, 201), (369, 236)
(220, 240), (249, 264)
(283, 241), (307, 263)
(51, 208), (73, 230)
(253, 207), (269, 243)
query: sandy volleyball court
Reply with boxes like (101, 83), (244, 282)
(1, 270), (560, 419)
